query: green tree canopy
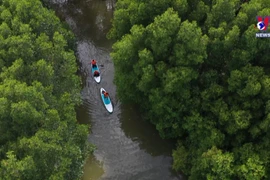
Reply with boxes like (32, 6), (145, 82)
(0, 0), (91, 179)
(109, 0), (270, 179)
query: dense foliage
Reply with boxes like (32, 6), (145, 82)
(0, 0), (91, 179)
(108, 0), (270, 179)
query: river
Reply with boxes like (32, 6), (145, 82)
(49, 0), (184, 179)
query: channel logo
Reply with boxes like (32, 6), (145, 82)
(255, 16), (270, 38)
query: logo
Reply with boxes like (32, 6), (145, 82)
(256, 16), (270, 38)
(257, 16), (269, 31)
(257, 21), (266, 30)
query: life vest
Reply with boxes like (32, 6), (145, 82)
(92, 60), (96, 65)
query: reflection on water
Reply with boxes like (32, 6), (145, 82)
(120, 104), (177, 157)
(96, 14), (105, 31)
(105, 0), (114, 10)
(52, 0), (114, 48)
(82, 155), (104, 180)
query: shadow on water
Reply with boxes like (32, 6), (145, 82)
(49, 0), (185, 179)
(120, 104), (177, 157)
(51, 0), (114, 48)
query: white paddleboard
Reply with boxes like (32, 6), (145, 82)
(91, 64), (101, 83)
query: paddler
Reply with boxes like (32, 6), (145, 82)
(103, 91), (109, 98)
(93, 70), (99, 77)
(91, 59), (97, 68)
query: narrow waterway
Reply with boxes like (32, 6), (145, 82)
(49, 0), (184, 179)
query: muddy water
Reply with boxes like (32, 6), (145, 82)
(49, 0), (183, 179)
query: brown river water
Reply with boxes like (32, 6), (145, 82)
(48, 0), (184, 179)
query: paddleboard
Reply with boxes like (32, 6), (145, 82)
(91, 63), (101, 83)
(100, 88), (113, 113)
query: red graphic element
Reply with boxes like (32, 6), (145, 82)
(257, 16), (269, 31)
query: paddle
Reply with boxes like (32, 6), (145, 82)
(89, 62), (104, 68)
